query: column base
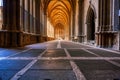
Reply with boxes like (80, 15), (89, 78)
(77, 35), (86, 43)
(0, 30), (23, 47)
(22, 33), (42, 45)
(0, 31), (48, 47)
(96, 31), (118, 49)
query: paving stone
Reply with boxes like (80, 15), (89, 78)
(75, 60), (120, 80)
(20, 70), (77, 80)
(42, 49), (66, 57)
(0, 60), (31, 70)
(13, 49), (45, 57)
(0, 70), (18, 80)
(0, 49), (26, 57)
(46, 41), (58, 49)
(67, 49), (96, 57)
(112, 60), (120, 64)
(87, 49), (120, 57)
(0, 60), (31, 80)
(0, 41), (120, 80)
(61, 41), (90, 48)
(31, 60), (72, 70)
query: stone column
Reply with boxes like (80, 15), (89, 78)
(20, 0), (25, 31)
(35, 0), (40, 34)
(72, 13), (75, 41)
(96, 0), (118, 48)
(43, 13), (48, 41)
(27, 0), (30, 33)
(24, 0), (28, 32)
(33, 0), (36, 33)
(35, 0), (41, 42)
(78, 0), (84, 42)
(30, 0), (33, 33)
(0, 0), (23, 47)
(2, 0), (20, 31)
(69, 15), (72, 40)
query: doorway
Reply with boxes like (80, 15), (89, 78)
(86, 6), (95, 44)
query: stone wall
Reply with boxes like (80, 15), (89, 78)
(82, 0), (99, 43)
(111, 35), (119, 50)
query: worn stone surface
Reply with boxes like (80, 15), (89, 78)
(0, 41), (120, 80)
(75, 60), (120, 80)
(0, 60), (31, 80)
(20, 70), (77, 80)
(31, 60), (72, 70)
(67, 49), (96, 57)
(87, 49), (120, 57)
(42, 49), (66, 57)
(0, 49), (26, 57)
(13, 49), (45, 57)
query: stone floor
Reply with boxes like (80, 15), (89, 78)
(0, 40), (120, 80)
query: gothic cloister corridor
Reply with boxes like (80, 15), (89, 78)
(0, 0), (120, 80)
(0, 40), (120, 80)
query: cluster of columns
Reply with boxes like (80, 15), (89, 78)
(76, 0), (120, 49)
(20, 0), (37, 45)
(0, 0), (53, 47)
(96, 0), (118, 48)
(0, 0), (22, 47)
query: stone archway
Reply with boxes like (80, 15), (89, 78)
(86, 6), (95, 43)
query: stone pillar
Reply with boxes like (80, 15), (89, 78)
(43, 13), (48, 41)
(78, 0), (84, 42)
(33, 0), (36, 33)
(35, 0), (40, 34)
(20, 0), (25, 31)
(27, 0), (30, 33)
(24, 0), (28, 32)
(40, 10), (45, 42)
(69, 15), (72, 40)
(0, 0), (23, 47)
(72, 13), (75, 41)
(96, 0), (118, 48)
(75, 0), (79, 42)
(30, 0), (33, 33)
(2, 0), (20, 31)
(35, 0), (41, 42)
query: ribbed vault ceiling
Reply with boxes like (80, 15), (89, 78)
(47, 0), (72, 28)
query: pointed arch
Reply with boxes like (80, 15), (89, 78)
(86, 5), (96, 41)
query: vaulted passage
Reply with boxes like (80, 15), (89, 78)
(0, 0), (120, 80)
(46, 0), (72, 40)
